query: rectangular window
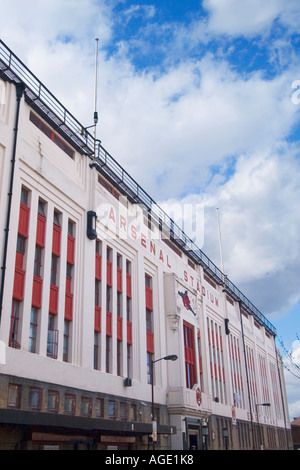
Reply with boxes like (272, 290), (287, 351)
(108, 400), (117, 419)
(29, 307), (38, 353)
(120, 402), (129, 420)
(81, 397), (92, 416)
(47, 314), (58, 359)
(9, 300), (21, 348)
(94, 332), (100, 370)
(47, 390), (59, 412)
(8, 384), (21, 408)
(95, 398), (104, 417)
(63, 320), (70, 362)
(29, 387), (42, 410)
(147, 352), (153, 384)
(64, 394), (76, 414)
(34, 245), (42, 277)
(51, 255), (58, 285)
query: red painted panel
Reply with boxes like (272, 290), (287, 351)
(117, 267), (122, 292)
(117, 316), (123, 340)
(15, 252), (23, 270)
(13, 268), (25, 301)
(67, 235), (75, 264)
(49, 284), (59, 315)
(145, 286), (153, 310)
(65, 292), (73, 320)
(126, 274), (132, 298)
(95, 306), (101, 332)
(32, 276), (43, 308)
(95, 253), (102, 280)
(36, 214), (46, 247)
(146, 330), (154, 354)
(52, 225), (61, 256)
(18, 203), (30, 237)
(127, 321), (132, 344)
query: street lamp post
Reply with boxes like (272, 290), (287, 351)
(255, 403), (271, 450)
(151, 354), (178, 450)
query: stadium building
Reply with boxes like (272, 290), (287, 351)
(0, 39), (292, 450)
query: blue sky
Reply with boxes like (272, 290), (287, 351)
(0, 0), (300, 419)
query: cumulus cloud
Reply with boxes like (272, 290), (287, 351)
(203, 0), (300, 37)
(1, 0), (299, 326)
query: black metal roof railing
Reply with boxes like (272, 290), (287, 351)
(0, 39), (276, 336)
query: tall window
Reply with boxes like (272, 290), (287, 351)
(64, 219), (75, 361)
(183, 321), (197, 389)
(207, 318), (226, 404)
(10, 186), (30, 348)
(145, 274), (154, 384)
(94, 239), (102, 370)
(229, 334), (244, 408)
(63, 320), (70, 362)
(29, 307), (38, 353)
(126, 260), (132, 379)
(47, 314), (58, 359)
(9, 300), (20, 348)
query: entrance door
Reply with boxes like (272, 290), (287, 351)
(189, 432), (198, 450)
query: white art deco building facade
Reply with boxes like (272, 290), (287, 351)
(0, 40), (292, 450)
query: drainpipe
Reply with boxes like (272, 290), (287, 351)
(0, 82), (25, 325)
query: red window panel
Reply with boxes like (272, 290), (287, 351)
(127, 321), (132, 344)
(49, 284), (59, 315)
(13, 268), (25, 301)
(95, 253), (102, 280)
(146, 330), (154, 354)
(107, 261), (112, 286)
(15, 252), (23, 270)
(183, 321), (197, 389)
(95, 306), (101, 332)
(117, 267), (122, 292)
(18, 203), (30, 238)
(65, 277), (72, 293)
(106, 311), (112, 336)
(117, 316), (123, 341)
(145, 286), (153, 311)
(36, 214), (46, 247)
(67, 235), (75, 265)
(126, 274), (132, 298)
(32, 276), (43, 308)
(65, 292), (73, 320)
(52, 224), (61, 256)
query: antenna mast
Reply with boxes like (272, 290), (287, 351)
(217, 208), (225, 285)
(93, 38), (99, 158)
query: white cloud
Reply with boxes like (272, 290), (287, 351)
(1, 0), (300, 324)
(203, 0), (300, 37)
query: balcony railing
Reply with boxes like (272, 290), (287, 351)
(0, 39), (276, 336)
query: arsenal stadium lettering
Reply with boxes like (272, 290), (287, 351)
(97, 202), (172, 269)
(183, 270), (219, 307)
